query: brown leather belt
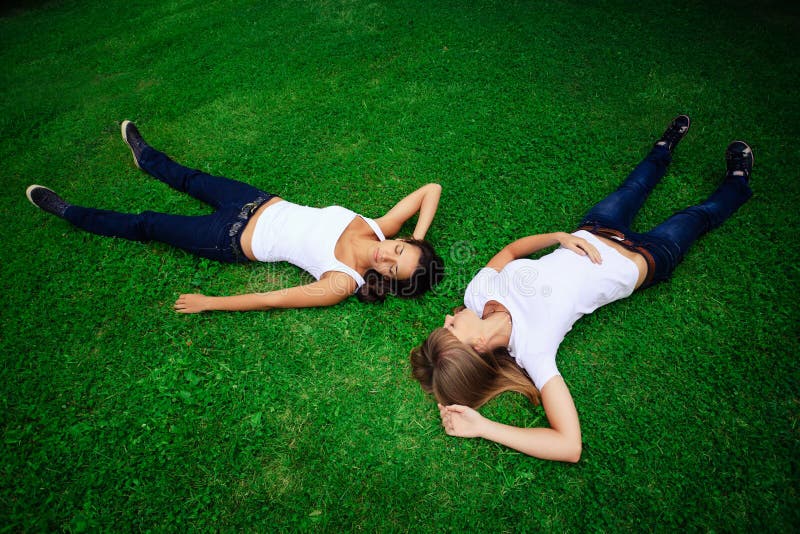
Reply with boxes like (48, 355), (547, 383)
(577, 225), (655, 287)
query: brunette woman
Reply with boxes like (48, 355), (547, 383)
(27, 122), (444, 312)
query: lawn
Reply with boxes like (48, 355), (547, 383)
(1, 0), (798, 531)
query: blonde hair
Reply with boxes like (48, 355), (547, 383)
(410, 328), (541, 408)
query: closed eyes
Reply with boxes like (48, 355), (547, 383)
(391, 245), (404, 276)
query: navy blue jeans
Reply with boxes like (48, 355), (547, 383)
(578, 146), (752, 288)
(64, 147), (275, 263)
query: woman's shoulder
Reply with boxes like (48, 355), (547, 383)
(320, 270), (360, 294)
(511, 332), (561, 390)
(464, 267), (500, 309)
(342, 213), (383, 240)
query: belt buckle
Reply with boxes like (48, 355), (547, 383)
(247, 197), (265, 216)
(240, 202), (255, 219)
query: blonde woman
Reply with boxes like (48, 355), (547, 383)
(411, 116), (753, 461)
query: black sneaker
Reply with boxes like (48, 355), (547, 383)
(655, 115), (691, 153)
(26, 185), (70, 217)
(121, 120), (150, 169)
(725, 141), (754, 182)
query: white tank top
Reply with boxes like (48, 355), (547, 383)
(249, 201), (385, 289)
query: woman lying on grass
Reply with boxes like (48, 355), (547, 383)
(410, 116), (753, 462)
(26, 122), (444, 312)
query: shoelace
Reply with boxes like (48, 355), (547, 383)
(726, 148), (751, 176)
(663, 125), (687, 144)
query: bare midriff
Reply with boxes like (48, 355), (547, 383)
(240, 196), (285, 261)
(593, 234), (649, 289)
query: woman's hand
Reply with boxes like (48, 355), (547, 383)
(557, 233), (602, 264)
(439, 375), (583, 462)
(434, 378), (582, 462)
(438, 404), (487, 438)
(174, 293), (210, 314)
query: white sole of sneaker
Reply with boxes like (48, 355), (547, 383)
(121, 120), (141, 169)
(25, 184), (48, 206)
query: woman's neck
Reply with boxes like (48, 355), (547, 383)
(480, 310), (512, 351)
(337, 221), (379, 275)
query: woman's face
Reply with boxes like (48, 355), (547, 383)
(371, 240), (421, 280)
(443, 307), (482, 345)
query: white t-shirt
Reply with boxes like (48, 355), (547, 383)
(463, 231), (638, 389)
(250, 201), (385, 289)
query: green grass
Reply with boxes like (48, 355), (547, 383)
(1, 0), (798, 530)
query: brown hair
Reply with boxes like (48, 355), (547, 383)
(356, 239), (444, 303)
(409, 328), (541, 408)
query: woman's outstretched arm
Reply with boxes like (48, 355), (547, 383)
(173, 272), (357, 313)
(438, 376), (582, 462)
(374, 183), (442, 240)
(486, 232), (602, 271)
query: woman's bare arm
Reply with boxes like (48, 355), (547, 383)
(485, 232), (602, 271)
(173, 272), (357, 313)
(438, 376), (582, 462)
(374, 183), (442, 240)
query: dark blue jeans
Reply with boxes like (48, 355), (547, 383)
(64, 147), (275, 263)
(578, 146), (752, 288)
